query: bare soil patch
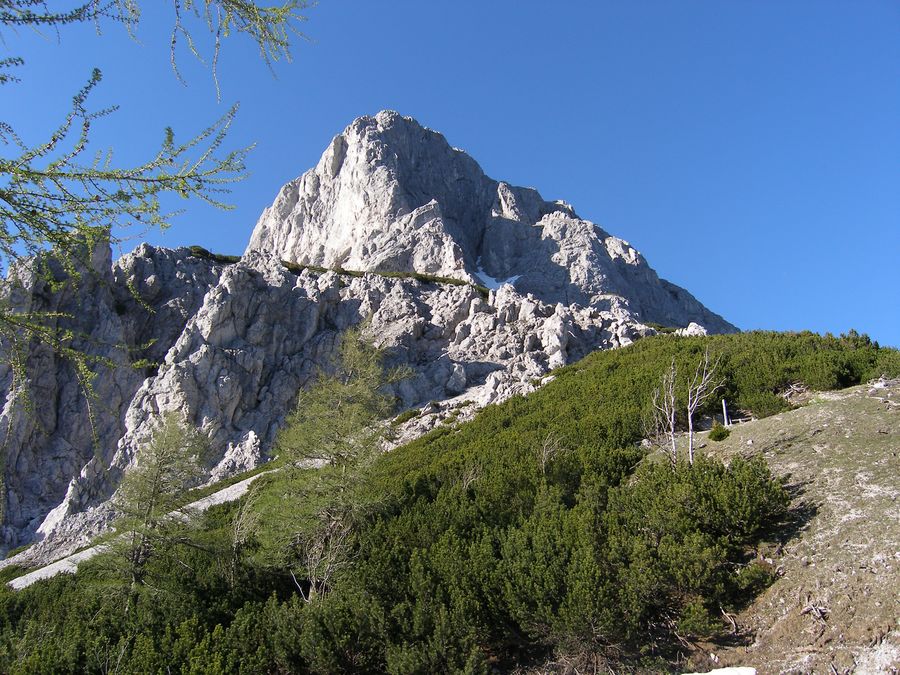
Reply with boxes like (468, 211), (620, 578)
(690, 381), (900, 674)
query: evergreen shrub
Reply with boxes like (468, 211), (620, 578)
(709, 422), (730, 441)
(0, 331), (896, 671)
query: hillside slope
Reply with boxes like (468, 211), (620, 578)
(0, 333), (897, 674)
(696, 379), (900, 674)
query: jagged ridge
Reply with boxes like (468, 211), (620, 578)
(1, 111), (735, 562)
(248, 110), (734, 333)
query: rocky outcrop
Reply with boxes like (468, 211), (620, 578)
(1, 111), (735, 564)
(0, 245), (141, 552)
(248, 110), (735, 333)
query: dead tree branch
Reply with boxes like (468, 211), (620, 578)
(650, 358), (679, 470)
(686, 348), (724, 465)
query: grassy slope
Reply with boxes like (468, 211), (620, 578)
(687, 381), (900, 674)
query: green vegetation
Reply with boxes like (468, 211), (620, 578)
(188, 246), (242, 265)
(0, 565), (28, 584)
(0, 0), (310, 404)
(103, 414), (211, 608)
(646, 321), (680, 334)
(392, 408), (421, 426)
(709, 421), (731, 441)
(175, 457), (284, 507)
(2, 544), (31, 560)
(241, 324), (409, 599)
(281, 259), (328, 275)
(277, 324), (403, 470)
(0, 331), (896, 672)
(378, 269), (491, 298)
(188, 249), (494, 298)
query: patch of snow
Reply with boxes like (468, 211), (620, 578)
(9, 545), (109, 590)
(475, 257), (521, 291)
(9, 472), (269, 590)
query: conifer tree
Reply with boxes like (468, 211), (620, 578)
(109, 412), (209, 606)
(272, 323), (406, 600)
(0, 0), (310, 395)
(278, 325), (401, 474)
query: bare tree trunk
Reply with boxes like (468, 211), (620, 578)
(537, 433), (562, 478)
(687, 410), (695, 466)
(686, 348), (723, 465)
(650, 358), (679, 470)
(296, 506), (355, 603)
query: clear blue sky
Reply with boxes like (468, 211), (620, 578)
(5, 1), (899, 346)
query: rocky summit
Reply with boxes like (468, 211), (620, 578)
(248, 111), (732, 332)
(0, 111), (734, 564)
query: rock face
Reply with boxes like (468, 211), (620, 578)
(0, 111), (735, 564)
(248, 110), (733, 332)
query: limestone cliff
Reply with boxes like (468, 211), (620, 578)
(248, 110), (733, 332)
(0, 111), (735, 564)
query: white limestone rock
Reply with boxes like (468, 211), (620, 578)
(247, 110), (735, 334)
(0, 111), (738, 564)
(676, 322), (709, 337)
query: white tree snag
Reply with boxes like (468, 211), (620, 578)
(686, 348), (724, 465)
(537, 433), (562, 477)
(650, 358), (679, 470)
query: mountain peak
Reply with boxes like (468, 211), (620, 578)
(247, 112), (733, 331)
(1, 112), (734, 559)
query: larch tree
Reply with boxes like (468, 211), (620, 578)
(271, 322), (408, 601)
(0, 0), (311, 399)
(278, 323), (405, 474)
(110, 411), (210, 608)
